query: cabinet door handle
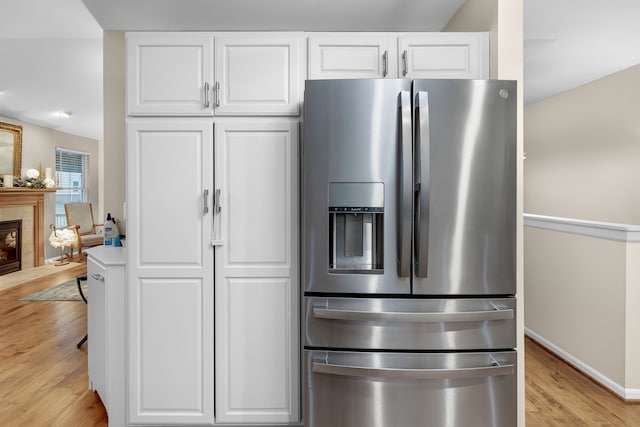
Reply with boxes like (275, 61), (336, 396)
(214, 81), (221, 107)
(90, 273), (104, 282)
(204, 82), (210, 108)
(214, 188), (222, 213)
(402, 50), (408, 76)
(211, 188), (224, 246)
(382, 51), (388, 77)
(203, 189), (210, 214)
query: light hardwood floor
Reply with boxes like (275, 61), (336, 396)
(0, 263), (108, 426)
(1, 266), (640, 426)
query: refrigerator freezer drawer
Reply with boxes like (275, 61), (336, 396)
(304, 350), (517, 427)
(305, 297), (516, 350)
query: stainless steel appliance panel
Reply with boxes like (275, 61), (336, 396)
(411, 79), (517, 295)
(302, 79), (411, 294)
(302, 79), (412, 294)
(305, 297), (516, 350)
(304, 350), (517, 427)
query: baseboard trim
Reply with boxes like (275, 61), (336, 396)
(525, 328), (640, 402)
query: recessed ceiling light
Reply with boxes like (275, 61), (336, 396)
(54, 111), (73, 118)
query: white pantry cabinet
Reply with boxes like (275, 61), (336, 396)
(127, 32), (303, 117)
(307, 32), (489, 80)
(126, 119), (215, 425)
(213, 119), (299, 424)
(127, 32), (215, 116)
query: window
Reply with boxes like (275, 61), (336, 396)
(55, 148), (90, 227)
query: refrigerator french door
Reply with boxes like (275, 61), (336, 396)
(302, 78), (517, 427)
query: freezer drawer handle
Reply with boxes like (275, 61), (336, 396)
(312, 307), (513, 323)
(313, 361), (514, 380)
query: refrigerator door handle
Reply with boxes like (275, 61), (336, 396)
(312, 361), (514, 380)
(398, 91), (412, 277)
(414, 91), (430, 278)
(312, 307), (513, 322)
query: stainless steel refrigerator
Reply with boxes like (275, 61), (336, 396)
(302, 78), (517, 427)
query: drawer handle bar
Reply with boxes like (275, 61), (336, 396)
(313, 361), (514, 380)
(90, 273), (104, 282)
(312, 307), (513, 323)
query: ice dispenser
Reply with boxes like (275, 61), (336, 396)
(328, 183), (384, 273)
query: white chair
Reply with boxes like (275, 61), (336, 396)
(64, 202), (103, 259)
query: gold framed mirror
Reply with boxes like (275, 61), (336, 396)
(0, 121), (22, 177)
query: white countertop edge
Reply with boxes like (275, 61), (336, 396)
(85, 246), (127, 265)
(524, 214), (640, 243)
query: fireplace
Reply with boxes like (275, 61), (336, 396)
(0, 220), (22, 276)
(0, 187), (56, 272)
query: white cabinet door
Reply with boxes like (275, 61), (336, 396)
(214, 33), (302, 116)
(127, 119), (214, 425)
(308, 33), (397, 79)
(127, 32), (214, 116)
(398, 33), (489, 79)
(214, 119), (299, 424)
(87, 258), (107, 404)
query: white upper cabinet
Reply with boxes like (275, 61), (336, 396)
(307, 33), (397, 79)
(308, 32), (489, 80)
(215, 33), (303, 116)
(127, 32), (303, 116)
(398, 33), (489, 79)
(127, 32), (215, 116)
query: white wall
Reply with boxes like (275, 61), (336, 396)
(0, 115), (100, 259)
(525, 64), (640, 224)
(103, 31), (127, 234)
(524, 64), (640, 399)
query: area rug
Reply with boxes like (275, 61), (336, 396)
(19, 279), (88, 301)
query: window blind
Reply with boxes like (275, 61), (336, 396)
(55, 148), (90, 227)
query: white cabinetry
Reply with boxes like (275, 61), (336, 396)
(127, 32), (214, 115)
(86, 246), (126, 427)
(215, 33), (303, 116)
(307, 32), (488, 80)
(398, 33), (489, 79)
(307, 33), (397, 79)
(213, 119), (299, 423)
(126, 120), (215, 425)
(127, 32), (302, 116)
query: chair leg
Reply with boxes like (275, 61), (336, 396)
(76, 274), (88, 348)
(77, 335), (88, 349)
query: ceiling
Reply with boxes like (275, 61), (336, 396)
(1, 0), (639, 141)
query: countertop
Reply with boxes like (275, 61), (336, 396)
(85, 246), (126, 265)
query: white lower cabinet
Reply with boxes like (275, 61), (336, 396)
(86, 247), (126, 427)
(126, 118), (299, 425)
(213, 119), (299, 423)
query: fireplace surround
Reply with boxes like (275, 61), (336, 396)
(0, 188), (56, 273)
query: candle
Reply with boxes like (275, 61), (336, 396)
(3, 175), (13, 187)
(45, 168), (53, 180)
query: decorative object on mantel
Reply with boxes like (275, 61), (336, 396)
(13, 168), (56, 189)
(49, 225), (76, 265)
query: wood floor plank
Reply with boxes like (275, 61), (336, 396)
(2, 265), (640, 426)
(525, 336), (640, 426)
(0, 264), (108, 427)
